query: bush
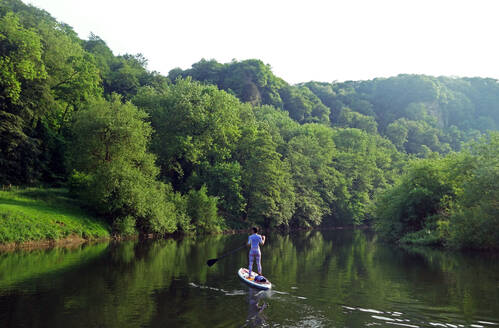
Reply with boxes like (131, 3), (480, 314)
(446, 193), (499, 250)
(167, 190), (192, 232)
(113, 216), (137, 236)
(68, 170), (93, 199)
(138, 183), (177, 234)
(375, 132), (499, 250)
(399, 229), (442, 246)
(186, 185), (223, 234)
(374, 158), (453, 242)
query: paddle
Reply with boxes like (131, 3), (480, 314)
(207, 244), (247, 267)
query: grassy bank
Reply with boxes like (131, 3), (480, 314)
(0, 188), (110, 245)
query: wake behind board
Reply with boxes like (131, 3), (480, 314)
(238, 268), (272, 290)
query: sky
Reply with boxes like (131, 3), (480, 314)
(22, 0), (499, 84)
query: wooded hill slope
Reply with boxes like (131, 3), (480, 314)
(1, 0), (497, 249)
(171, 59), (499, 155)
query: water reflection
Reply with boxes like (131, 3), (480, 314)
(0, 229), (497, 327)
(244, 288), (269, 327)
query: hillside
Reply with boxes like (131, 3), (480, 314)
(170, 60), (498, 155)
(1, 0), (497, 249)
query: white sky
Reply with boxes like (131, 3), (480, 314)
(22, 0), (499, 84)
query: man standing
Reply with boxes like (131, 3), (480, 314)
(248, 227), (265, 277)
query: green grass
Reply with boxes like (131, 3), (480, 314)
(398, 229), (443, 246)
(0, 188), (110, 244)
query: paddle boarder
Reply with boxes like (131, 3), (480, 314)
(247, 227), (265, 278)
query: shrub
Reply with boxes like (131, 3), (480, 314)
(186, 185), (222, 234)
(113, 216), (137, 236)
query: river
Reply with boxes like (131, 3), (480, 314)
(0, 229), (498, 327)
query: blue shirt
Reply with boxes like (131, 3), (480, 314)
(248, 234), (263, 251)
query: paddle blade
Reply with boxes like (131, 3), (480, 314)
(207, 258), (218, 267)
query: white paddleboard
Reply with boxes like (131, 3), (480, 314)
(237, 268), (272, 290)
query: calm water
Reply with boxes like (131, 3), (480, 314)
(0, 229), (498, 327)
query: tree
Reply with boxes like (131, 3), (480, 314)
(285, 124), (347, 227)
(331, 128), (403, 225)
(36, 19), (102, 130)
(237, 123), (295, 227)
(278, 85), (330, 124)
(186, 185), (221, 234)
(335, 107), (378, 133)
(374, 157), (453, 242)
(68, 96), (177, 234)
(385, 119), (409, 151)
(0, 12), (46, 103)
(444, 132), (499, 249)
(133, 79), (242, 185)
(0, 11), (47, 184)
(133, 79), (246, 221)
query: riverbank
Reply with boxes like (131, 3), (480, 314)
(0, 188), (110, 248)
(0, 187), (363, 251)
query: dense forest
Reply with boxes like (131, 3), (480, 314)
(1, 0), (497, 249)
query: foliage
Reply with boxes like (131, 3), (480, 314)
(375, 132), (499, 249)
(237, 120), (295, 227)
(0, 0), (498, 242)
(112, 215), (137, 236)
(169, 59), (330, 124)
(331, 128), (404, 225)
(374, 157), (456, 242)
(0, 2), (102, 185)
(0, 12), (46, 103)
(166, 189), (192, 232)
(443, 133), (499, 249)
(305, 75), (499, 155)
(133, 79), (244, 223)
(0, 11), (47, 185)
(334, 107), (378, 133)
(186, 185), (222, 234)
(398, 227), (443, 246)
(84, 35), (168, 100)
(174, 61), (498, 163)
(68, 96), (177, 234)
(286, 126), (338, 227)
(133, 80), (242, 186)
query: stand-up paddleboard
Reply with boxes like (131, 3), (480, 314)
(238, 268), (272, 290)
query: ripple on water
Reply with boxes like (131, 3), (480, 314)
(342, 305), (499, 328)
(188, 282), (247, 296)
(356, 307), (384, 314)
(385, 322), (419, 328)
